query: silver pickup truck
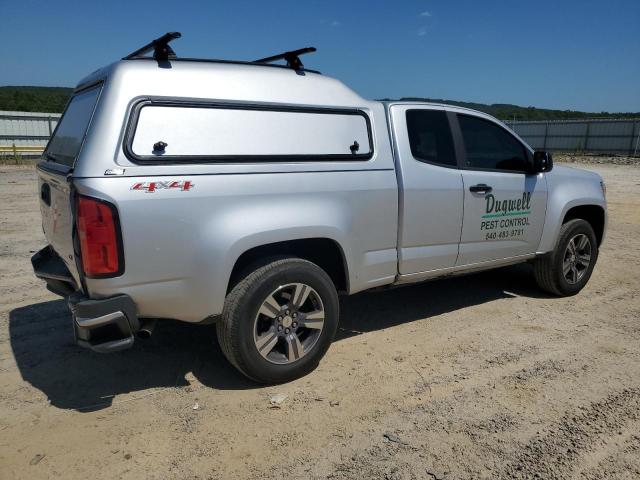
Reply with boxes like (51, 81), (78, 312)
(32, 33), (607, 383)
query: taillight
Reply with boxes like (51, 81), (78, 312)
(76, 195), (123, 277)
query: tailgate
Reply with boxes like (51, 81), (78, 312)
(36, 83), (103, 286)
(37, 166), (81, 284)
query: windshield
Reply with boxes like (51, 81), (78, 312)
(44, 84), (102, 167)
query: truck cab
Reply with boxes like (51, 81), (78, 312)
(32, 33), (607, 383)
(390, 104), (548, 276)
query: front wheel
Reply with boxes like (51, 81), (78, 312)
(534, 219), (599, 296)
(216, 258), (339, 383)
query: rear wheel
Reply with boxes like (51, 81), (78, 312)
(217, 258), (339, 383)
(534, 219), (598, 296)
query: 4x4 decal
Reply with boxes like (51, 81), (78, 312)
(131, 180), (194, 193)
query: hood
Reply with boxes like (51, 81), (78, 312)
(549, 164), (603, 184)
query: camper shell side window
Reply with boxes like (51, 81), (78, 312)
(125, 100), (374, 163)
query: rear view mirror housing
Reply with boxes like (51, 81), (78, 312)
(531, 150), (553, 173)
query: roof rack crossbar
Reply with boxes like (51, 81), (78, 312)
(254, 47), (316, 71)
(123, 32), (182, 62)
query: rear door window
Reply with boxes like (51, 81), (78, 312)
(128, 103), (373, 162)
(44, 85), (102, 167)
(457, 114), (529, 172)
(406, 109), (457, 167)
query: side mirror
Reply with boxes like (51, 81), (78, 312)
(532, 151), (553, 173)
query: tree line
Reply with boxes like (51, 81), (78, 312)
(381, 97), (640, 121)
(1, 86), (638, 121)
(0, 86), (73, 113)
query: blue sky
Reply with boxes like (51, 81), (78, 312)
(1, 0), (639, 112)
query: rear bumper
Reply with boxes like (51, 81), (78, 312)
(31, 246), (77, 297)
(32, 246), (140, 353)
(69, 293), (139, 353)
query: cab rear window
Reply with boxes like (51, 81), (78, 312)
(406, 109), (457, 168)
(44, 85), (102, 167)
(126, 101), (373, 162)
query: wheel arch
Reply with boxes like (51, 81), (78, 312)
(227, 237), (350, 295)
(562, 204), (606, 246)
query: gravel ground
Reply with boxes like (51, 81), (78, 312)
(0, 160), (639, 479)
(553, 153), (640, 166)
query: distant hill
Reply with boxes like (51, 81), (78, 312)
(1, 86), (638, 121)
(0, 86), (73, 113)
(380, 97), (640, 121)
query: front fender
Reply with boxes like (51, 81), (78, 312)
(537, 166), (607, 253)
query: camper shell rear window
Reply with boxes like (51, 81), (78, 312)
(44, 84), (102, 168)
(125, 100), (374, 163)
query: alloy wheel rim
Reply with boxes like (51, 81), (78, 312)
(253, 283), (325, 365)
(563, 234), (592, 284)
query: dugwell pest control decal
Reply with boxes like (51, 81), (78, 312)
(480, 192), (532, 240)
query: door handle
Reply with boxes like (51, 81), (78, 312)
(41, 183), (51, 206)
(469, 184), (492, 193)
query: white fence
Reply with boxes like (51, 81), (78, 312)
(0, 111), (61, 159)
(505, 118), (640, 156)
(2, 111), (639, 157)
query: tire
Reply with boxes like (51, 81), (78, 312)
(534, 219), (599, 296)
(216, 257), (339, 383)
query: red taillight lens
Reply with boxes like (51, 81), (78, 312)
(76, 196), (122, 277)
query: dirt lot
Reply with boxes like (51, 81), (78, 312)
(1, 159), (639, 479)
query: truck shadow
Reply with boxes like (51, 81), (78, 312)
(8, 264), (547, 411)
(335, 263), (547, 341)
